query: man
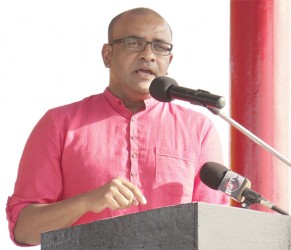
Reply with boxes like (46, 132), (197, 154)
(6, 7), (229, 246)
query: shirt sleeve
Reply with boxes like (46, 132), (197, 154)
(192, 119), (230, 205)
(6, 110), (63, 245)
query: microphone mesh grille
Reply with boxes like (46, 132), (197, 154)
(199, 162), (229, 190)
(149, 76), (178, 102)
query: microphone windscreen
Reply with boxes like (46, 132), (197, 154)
(149, 76), (178, 102)
(199, 162), (229, 190)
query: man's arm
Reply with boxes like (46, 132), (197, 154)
(14, 177), (147, 245)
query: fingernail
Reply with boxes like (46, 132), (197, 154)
(142, 196), (147, 204)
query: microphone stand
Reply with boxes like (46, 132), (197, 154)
(207, 107), (291, 167)
(206, 107), (290, 216)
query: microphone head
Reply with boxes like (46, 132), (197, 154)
(149, 76), (178, 102)
(199, 162), (229, 190)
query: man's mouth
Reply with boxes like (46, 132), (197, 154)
(136, 69), (155, 76)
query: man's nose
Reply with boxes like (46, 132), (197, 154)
(139, 43), (156, 61)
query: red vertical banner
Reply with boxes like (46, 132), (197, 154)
(230, 0), (289, 212)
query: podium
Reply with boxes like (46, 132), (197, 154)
(41, 202), (291, 250)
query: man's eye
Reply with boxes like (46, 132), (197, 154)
(154, 44), (168, 51)
(129, 42), (138, 46)
(127, 40), (143, 46)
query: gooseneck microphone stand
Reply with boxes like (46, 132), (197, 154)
(206, 106), (290, 216)
(207, 107), (291, 168)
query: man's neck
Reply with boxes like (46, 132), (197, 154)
(122, 99), (146, 114)
(107, 86), (148, 114)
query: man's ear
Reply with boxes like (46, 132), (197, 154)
(101, 44), (112, 68)
(166, 54), (173, 75)
(169, 53), (173, 65)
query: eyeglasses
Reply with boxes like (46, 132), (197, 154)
(110, 37), (173, 56)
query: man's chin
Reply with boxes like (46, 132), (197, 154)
(135, 81), (152, 92)
(132, 87), (151, 100)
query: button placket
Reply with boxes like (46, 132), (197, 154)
(129, 115), (138, 181)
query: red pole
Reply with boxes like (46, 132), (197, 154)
(230, 0), (289, 212)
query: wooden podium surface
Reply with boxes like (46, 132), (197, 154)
(41, 202), (291, 250)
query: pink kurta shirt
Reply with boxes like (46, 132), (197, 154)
(6, 88), (229, 243)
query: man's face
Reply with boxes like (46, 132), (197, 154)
(102, 12), (173, 103)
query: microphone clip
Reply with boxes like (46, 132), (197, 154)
(241, 188), (263, 209)
(241, 188), (289, 216)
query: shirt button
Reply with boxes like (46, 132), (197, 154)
(130, 135), (136, 140)
(131, 153), (137, 158)
(131, 172), (136, 177)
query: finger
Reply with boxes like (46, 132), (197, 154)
(107, 196), (123, 210)
(111, 183), (142, 208)
(120, 179), (147, 205)
(117, 184), (136, 204)
(100, 183), (129, 210)
(132, 198), (139, 206)
(112, 193), (131, 209)
(114, 190), (139, 208)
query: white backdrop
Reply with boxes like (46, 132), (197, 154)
(0, 1), (289, 249)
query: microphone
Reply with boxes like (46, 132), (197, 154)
(149, 76), (226, 109)
(199, 162), (289, 216)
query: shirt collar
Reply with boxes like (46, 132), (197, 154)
(103, 88), (160, 117)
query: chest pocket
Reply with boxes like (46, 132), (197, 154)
(154, 147), (198, 199)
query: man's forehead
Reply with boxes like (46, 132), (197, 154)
(112, 14), (171, 40)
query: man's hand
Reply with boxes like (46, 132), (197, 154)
(14, 177), (147, 245)
(85, 177), (147, 213)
